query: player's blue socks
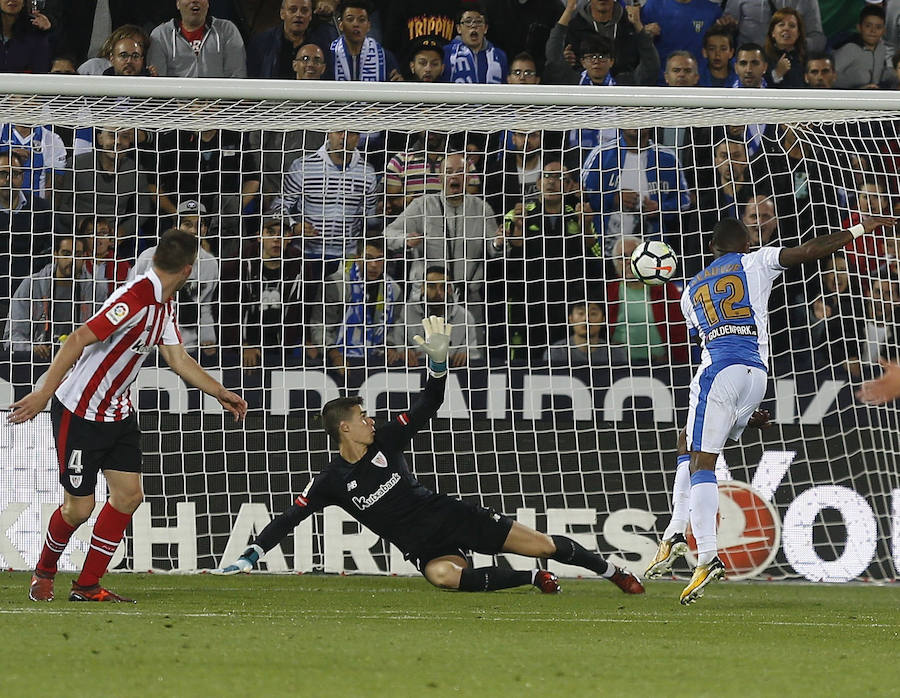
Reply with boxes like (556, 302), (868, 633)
(663, 454), (692, 540)
(550, 535), (614, 578)
(458, 567), (533, 591)
(690, 470), (719, 566)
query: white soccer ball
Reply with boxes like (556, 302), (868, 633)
(630, 240), (678, 286)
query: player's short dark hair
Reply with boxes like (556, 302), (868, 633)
(322, 396), (364, 443)
(703, 25), (734, 50)
(860, 4), (886, 24)
(337, 0), (372, 18)
(711, 217), (750, 250)
(579, 35), (614, 59)
(153, 228), (198, 273)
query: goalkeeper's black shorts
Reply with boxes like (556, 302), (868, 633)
(404, 499), (514, 572)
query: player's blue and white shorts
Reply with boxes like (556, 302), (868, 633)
(685, 362), (767, 454)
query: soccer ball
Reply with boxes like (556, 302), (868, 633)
(630, 240), (678, 286)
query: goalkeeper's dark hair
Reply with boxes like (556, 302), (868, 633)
(711, 217), (750, 252)
(322, 396), (364, 443)
(153, 228), (198, 273)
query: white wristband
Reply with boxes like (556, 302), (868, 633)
(849, 223), (866, 239)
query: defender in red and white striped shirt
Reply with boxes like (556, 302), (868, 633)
(9, 229), (248, 603)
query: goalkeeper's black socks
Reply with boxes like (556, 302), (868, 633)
(550, 535), (615, 578)
(458, 567), (534, 591)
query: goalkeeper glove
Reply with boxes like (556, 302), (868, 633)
(413, 315), (452, 377)
(211, 544), (262, 575)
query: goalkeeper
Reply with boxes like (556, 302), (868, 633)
(216, 317), (644, 595)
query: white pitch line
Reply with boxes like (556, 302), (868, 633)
(0, 608), (893, 628)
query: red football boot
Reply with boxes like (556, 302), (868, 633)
(609, 567), (645, 594)
(69, 582), (136, 603)
(533, 569), (561, 594)
(29, 571), (54, 602)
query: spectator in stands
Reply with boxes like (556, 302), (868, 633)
(220, 217), (305, 367)
(506, 51), (540, 84)
(270, 129), (378, 336)
(75, 216), (130, 300)
(147, 0), (247, 78)
(442, 4), (508, 84)
(551, 0), (659, 87)
(330, 0), (401, 81)
(835, 4), (896, 89)
(102, 36), (152, 76)
(484, 130), (547, 218)
(383, 152), (498, 312)
(293, 41), (328, 79)
(656, 51), (701, 177)
(605, 234), (688, 365)
(717, 0), (825, 54)
(843, 179), (892, 275)
(406, 265), (483, 367)
(0, 149), (54, 321)
(49, 55), (78, 74)
(742, 194), (778, 247)
(699, 139), (753, 226)
(319, 236), (409, 373)
(791, 254), (863, 374)
(496, 156), (603, 360)
(406, 34), (445, 82)
(0, 0), (51, 73)
(804, 51), (838, 88)
(698, 25), (735, 87)
(640, 0), (721, 85)
(582, 128), (690, 255)
(545, 300), (621, 367)
(856, 277), (900, 371)
(3, 235), (98, 361)
(763, 7), (807, 88)
(77, 24), (153, 75)
(0, 122), (66, 199)
(731, 42), (769, 87)
(483, 0), (559, 71)
(130, 202), (219, 355)
(153, 127), (261, 256)
(384, 130), (448, 216)
(174, 199), (211, 250)
(56, 127), (154, 253)
(383, 0), (460, 60)
(58, 4), (167, 66)
(247, 0), (334, 78)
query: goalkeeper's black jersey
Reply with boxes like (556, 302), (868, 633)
(291, 375), (454, 554)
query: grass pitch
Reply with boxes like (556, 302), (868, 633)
(1, 571), (898, 698)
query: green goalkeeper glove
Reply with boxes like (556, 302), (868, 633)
(413, 315), (452, 377)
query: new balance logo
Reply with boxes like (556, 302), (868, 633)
(347, 480), (357, 491)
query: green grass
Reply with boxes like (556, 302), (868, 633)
(2, 571), (899, 697)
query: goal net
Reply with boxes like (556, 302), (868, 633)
(1, 77), (898, 582)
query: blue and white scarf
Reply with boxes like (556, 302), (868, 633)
(331, 35), (386, 82)
(579, 71), (616, 86)
(340, 261), (395, 358)
(447, 37), (504, 84)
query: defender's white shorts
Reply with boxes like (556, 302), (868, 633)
(685, 363), (768, 455)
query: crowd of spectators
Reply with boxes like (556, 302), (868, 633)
(3, 0), (900, 381)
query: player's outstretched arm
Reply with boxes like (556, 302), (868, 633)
(159, 343), (248, 422)
(7, 324), (100, 424)
(857, 358), (900, 405)
(778, 216), (896, 267)
(212, 502), (314, 574)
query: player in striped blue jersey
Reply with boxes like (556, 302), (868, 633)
(647, 214), (894, 604)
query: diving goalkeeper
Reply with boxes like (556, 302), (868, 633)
(216, 317), (644, 594)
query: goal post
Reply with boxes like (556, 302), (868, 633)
(0, 77), (898, 583)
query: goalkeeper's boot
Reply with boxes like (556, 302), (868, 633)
(680, 556), (726, 605)
(644, 533), (689, 579)
(29, 570), (54, 602)
(609, 567), (645, 594)
(533, 569), (561, 594)
(69, 582), (135, 603)
(211, 557), (253, 576)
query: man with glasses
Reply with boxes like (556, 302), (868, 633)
(506, 51), (540, 84)
(102, 37), (151, 76)
(247, 0), (335, 78)
(442, 5), (508, 83)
